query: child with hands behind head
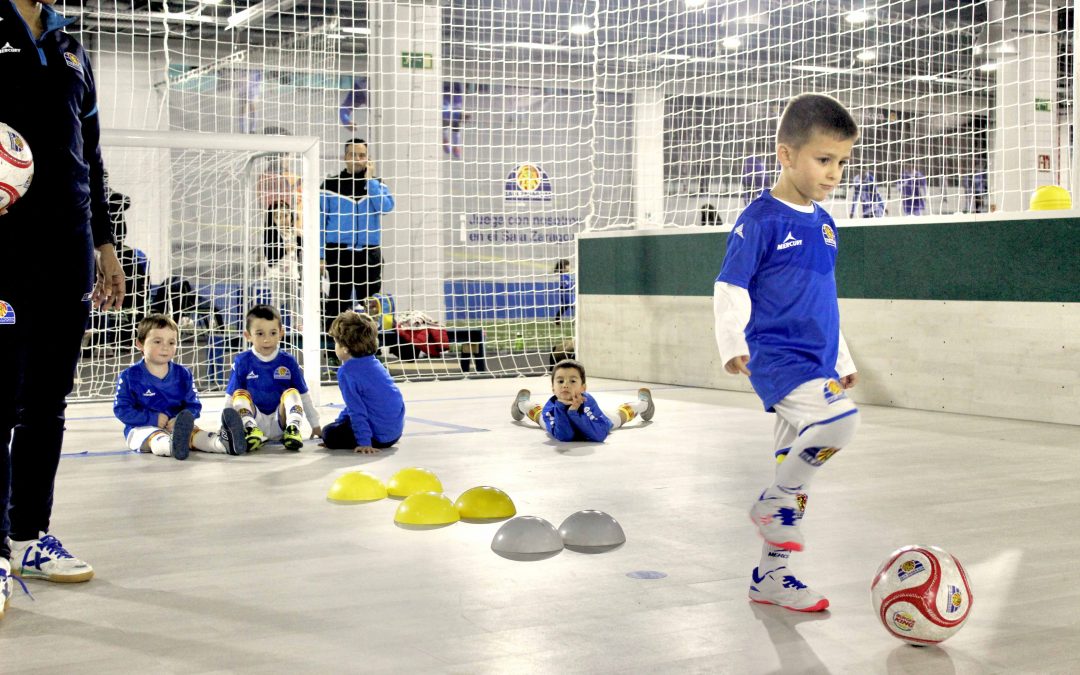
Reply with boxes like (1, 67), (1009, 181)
(321, 311), (405, 454)
(113, 314), (246, 460)
(511, 359), (654, 442)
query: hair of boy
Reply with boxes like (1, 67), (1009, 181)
(345, 138), (367, 150)
(135, 313), (179, 344)
(551, 358), (586, 384)
(246, 304), (282, 332)
(776, 94), (858, 148)
(329, 311), (379, 357)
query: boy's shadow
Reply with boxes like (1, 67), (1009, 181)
(749, 601), (831, 672)
(253, 443), (398, 488)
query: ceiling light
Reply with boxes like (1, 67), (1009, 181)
(342, 26), (370, 35)
(721, 36), (741, 50)
(856, 48), (877, 62)
(978, 60), (1000, 72)
(845, 9), (872, 24)
(569, 23), (593, 35)
(685, 0), (708, 8)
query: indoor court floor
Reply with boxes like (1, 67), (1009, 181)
(1, 376), (1077, 674)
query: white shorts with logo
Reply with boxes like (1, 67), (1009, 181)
(250, 408), (286, 441)
(771, 377), (858, 457)
(126, 426), (168, 452)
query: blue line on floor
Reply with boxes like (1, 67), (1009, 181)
(61, 450), (140, 459)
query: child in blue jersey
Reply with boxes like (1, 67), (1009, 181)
(321, 311), (405, 454)
(714, 93), (862, 613)
(510, 359), (655, 442)
(225, 305), (322, 452)
(113, 314), (247, 460)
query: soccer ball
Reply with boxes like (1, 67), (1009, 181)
(0, 122), (34, 210)
(870, 544), (973, 645)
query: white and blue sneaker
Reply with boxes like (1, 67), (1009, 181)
(1, 558), (12, 619)
(749, 566), (829, 612)
(9, 534), (94, 583)
(749, 490), (805, 552)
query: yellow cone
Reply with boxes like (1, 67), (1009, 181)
(327, 471), (387, 503)
(386, 467), (443, 498)
(394, 492), (460, 526)
(454, 486), (516, 521)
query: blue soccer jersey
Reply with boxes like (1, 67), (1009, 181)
(716, 191), (841, 411)
(113, 361), (201, 438)
(226, 348), (309, 415)
(334, 356), (405, 447)
(541, 393), (612, 442)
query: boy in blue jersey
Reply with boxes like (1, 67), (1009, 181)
(510, 359), (654, 442)
(714, 94), (861, 613)
(322, 311), (405, 454)
(225, 305), (322, 452)
(113, 315), (247, 460)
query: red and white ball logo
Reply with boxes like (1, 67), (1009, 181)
(0, 122), (34, 210)
(870, 544), (974, 645)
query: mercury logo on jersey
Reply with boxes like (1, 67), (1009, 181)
(776, 231), (802, 250)
(733, 223), (744, 239)
(0, 43), (19, 54)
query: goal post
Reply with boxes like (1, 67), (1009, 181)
(97, 128), (322, 406)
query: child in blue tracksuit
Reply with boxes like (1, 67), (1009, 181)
(322, 311), (405, 454)
(113, 314), (246, 460)
(511, 359), (655, 442)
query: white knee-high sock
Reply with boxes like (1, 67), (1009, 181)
(231, 390), (258, 431)
(768, 410), (860, 496)
(147, 432), (172, 457)
(192, 429), (228, 454)
(281, 388), (304, 428)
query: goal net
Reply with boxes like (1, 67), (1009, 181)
(62, 0), (1073, 400)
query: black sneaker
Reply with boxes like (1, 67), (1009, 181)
(171, 410), (195, 461)
(218, 408), (247, 456)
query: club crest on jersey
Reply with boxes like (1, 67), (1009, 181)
(273, 366), (291, 380)
(897, 558), (926, 581)
(776, 231), (802, 250)
(64, 52), (83, 72)
(822, 223), (837, 247)
(0, 300), (15, 325)
(823, 379), (846, 403)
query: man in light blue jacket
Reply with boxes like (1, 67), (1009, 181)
(320, 138), (395, 331)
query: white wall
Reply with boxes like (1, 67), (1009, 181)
(580, 295), (1080, 426)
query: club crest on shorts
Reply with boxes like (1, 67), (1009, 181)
(823, 379), (846, 403)
(274, 366), (291, 380)
(0, 300), (15, 324)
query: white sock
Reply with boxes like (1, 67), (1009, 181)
(517, 399), (535, 416)
(233, 392), (258, 430)
(768, 411), (860, 496)
(627, 399), (648, 413)
(758, 542), (791, 574)
(147, 433), (172, 457)
(192, 430), (228, 454)
(282, 388), (304, 428)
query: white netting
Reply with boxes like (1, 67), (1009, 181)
(62, 0), (1074, 399)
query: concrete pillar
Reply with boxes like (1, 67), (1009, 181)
(368, 0), (444, 315)
(633, 87), (665, 226)
(988, 1), (1056, 212)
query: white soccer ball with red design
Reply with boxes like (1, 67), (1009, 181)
(0, 122), (34, 210)
(871, 544), (973, 645)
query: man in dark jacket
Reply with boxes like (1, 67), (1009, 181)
(0, 0), (125, 615)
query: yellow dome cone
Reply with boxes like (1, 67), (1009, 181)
(327, 471), (387, 503)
